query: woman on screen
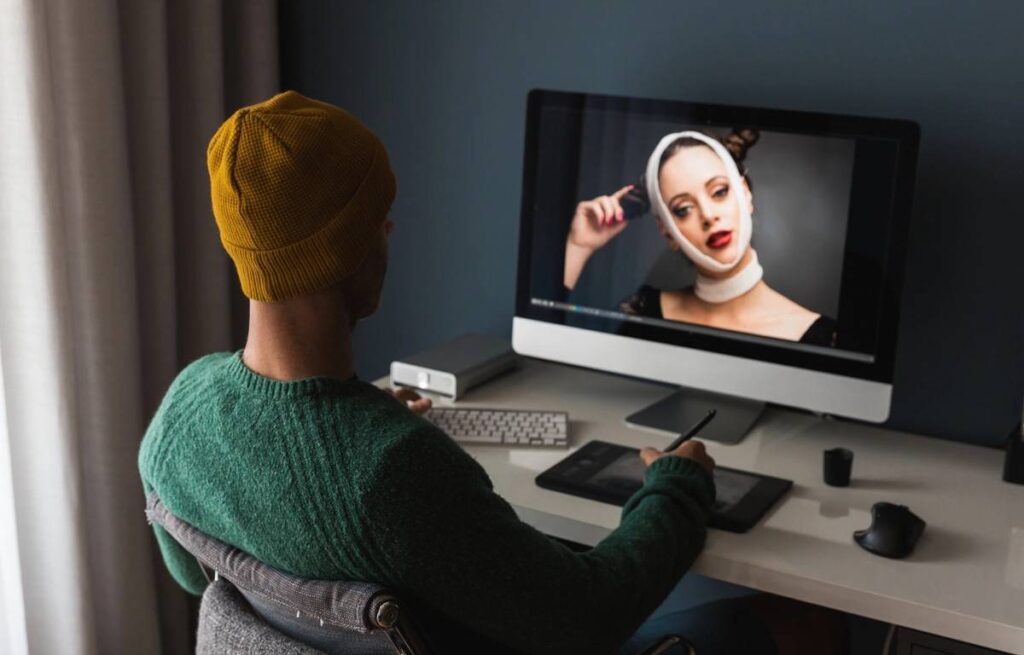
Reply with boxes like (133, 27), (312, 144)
(562, 128), (837, 347)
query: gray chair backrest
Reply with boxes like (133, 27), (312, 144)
(145, 494), (429, 655)
(198, 578), (327, 654)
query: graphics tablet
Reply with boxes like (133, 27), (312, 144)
(535, 440), (792, 533)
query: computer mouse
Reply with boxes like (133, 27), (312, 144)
(853, 502), (925, 559)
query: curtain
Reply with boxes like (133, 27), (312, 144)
(0, 1), (278, 653)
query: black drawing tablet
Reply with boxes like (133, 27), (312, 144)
(535, 440), (792, 533)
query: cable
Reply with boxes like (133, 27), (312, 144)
(881, 624), (896, 655)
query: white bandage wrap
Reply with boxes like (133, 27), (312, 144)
(694, 249), (763, 303)
(645, 130), (761, 303)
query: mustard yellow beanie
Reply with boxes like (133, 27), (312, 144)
(207, 91), (396, 302)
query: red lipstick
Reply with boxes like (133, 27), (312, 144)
(706, 230), (732, 249)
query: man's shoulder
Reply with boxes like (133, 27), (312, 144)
(343, 385), (455, 454)
(154, 352), (235, 403)
(362, 402), (492, 491)
(139, 353), (235, 469)
(342, 382), (426, 426)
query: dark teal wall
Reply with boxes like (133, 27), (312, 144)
(279, 0), (1024, 445)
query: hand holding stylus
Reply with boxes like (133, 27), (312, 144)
(640, 441), (714, 472)
(640, 410), (717, 472)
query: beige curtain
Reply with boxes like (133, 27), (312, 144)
(0, 1), (277, 653)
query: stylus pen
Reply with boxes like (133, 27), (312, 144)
(663, 409), (717, 452)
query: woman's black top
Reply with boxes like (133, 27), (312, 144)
(620, 285), (837, 347)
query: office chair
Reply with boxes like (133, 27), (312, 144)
(146, 495), (693, 655)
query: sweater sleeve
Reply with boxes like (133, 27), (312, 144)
(141, 479), (208, 596)
(363, 428), (715, 655)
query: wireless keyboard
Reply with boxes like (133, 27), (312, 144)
(425, 408), (569, 448)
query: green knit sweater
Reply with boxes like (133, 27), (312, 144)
(139, 352), (715, 654)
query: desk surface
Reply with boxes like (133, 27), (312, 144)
(380, 358), (1024, 653)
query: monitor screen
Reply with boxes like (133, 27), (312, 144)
(516, 90), (918, 384)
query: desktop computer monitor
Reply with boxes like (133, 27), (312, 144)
(512, 90), (919, 440)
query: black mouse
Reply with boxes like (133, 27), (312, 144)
(853, 502), (926, 559)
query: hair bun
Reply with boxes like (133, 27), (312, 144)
(723, 128), (760, 164)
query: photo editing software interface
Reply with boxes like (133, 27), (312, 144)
(518, 91), (917, 384)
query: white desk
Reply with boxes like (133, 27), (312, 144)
(380, 358), (1024, 653)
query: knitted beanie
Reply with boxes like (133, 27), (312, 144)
(207, 91), (396, 302)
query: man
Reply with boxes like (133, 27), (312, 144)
(139, 91), (725, 654)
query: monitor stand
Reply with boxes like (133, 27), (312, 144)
(625, 387), (764, 445)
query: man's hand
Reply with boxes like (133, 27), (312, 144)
(640, 440), (715, 474)
(385, 387), (432, 415)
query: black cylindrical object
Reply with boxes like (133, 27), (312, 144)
(824, 447), (854, 487)
(1003, 426), (1024, 485)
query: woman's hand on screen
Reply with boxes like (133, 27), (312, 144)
(567, 185), (634, 252)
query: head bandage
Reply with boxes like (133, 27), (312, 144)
(644, 131), (762, 303)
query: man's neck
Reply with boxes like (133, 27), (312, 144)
(242, 296), (356, 382)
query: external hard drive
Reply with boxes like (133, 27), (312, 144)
(390, 333), (517, 400)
